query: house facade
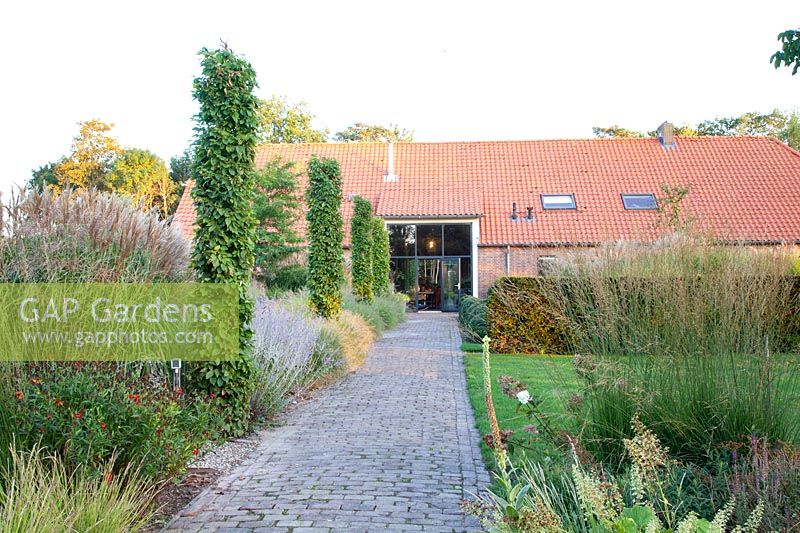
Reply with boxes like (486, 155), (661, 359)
(173, 126), (800, 310)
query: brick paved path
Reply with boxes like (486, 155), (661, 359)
(166, 313), (490, 532)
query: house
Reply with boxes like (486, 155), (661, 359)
(173, 123), (800, 310)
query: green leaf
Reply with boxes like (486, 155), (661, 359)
(622, 506), (654, 528)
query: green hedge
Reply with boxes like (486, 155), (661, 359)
(486, 277), (567, 354)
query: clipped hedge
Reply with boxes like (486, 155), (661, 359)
(486, 277), (568, 354)
(458, 296), (488, 341)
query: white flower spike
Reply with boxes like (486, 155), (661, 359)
(516, 390), (531, 405)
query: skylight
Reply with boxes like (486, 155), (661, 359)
(541, 194), (576, 210)
(621, 193), (658, 210)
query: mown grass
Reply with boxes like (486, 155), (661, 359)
(463, 353), (578, 466)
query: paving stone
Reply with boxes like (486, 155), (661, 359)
(166, 315), (488, 531)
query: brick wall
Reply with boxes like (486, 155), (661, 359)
(476, 245), (595, 296)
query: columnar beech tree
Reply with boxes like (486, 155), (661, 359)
(189, 45), (259, 436)
(306, 156), (344, 318)
(371, 217), (390, 296)
(350, 197), (374, 302)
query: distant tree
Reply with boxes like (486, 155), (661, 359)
(334, 122), (414, 142)
(351, 196), (374, 303)
(54, 119), (122, 190)
(306, 156), (344, 318)
(783, 112), (800, 150)
(771, 29), (800, 75)
(696, 110), (787, 137)
(594, 110), (798, 149)
(108, 148), (175, 218)
(169, 148), (194, 186)
(252, 159), (304, 286)
(257, 95), (328, 143)
(29, 162), (60, 192)
(592, 125), (645, 138)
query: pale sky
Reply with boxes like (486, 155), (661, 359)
(0, 1), (797, 200)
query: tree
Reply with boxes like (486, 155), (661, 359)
(696, 110), (787, 137)
(771, 29), (800, 75)
(29, 162), (59, 192)
(252, 159), (304, 286)
(593, 110), (798, 149)
(189, 45), (260, 436)
(108, 148), (176, 218)
(591, 126), (645, 139)
(371, 217), (390, 296)
(334, 122), (414, 142)
(306, 156), (344, 318)
(351, 197), (374, 302)
(257, 95), (328, 143)
(54, 119), (122, 190)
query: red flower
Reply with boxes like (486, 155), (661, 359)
(14, 391), (23, 401)
(54, 398), (64, 407)
(128, 394), (141, 405)
(174, 387), (184, 396)
(99, 422), (107, 430)
(74, 362), (82, 369)
(155, 427), (164, 436)
(192, 447), (199, 456)
(209, 392), (217, 399)
(104, 472), (113, 483)
(73, 411), (84, 420)
(28, 378), (41, 385)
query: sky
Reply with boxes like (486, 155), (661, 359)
(0, 0), (797, 200)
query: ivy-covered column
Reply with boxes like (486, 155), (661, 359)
(351, 197), (374, 302)
(306, 156), (344, 319)
(188, 45), (259, 436)
(370, 217), (390, 296)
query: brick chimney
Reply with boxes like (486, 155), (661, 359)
(657, 121), (676, 148)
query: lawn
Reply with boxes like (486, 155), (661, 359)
(463, 352), (578, 466)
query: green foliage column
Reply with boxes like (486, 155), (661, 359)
(351, 197), (374, 302)
(371, 217), (390, 296)
(188, 46), (259, 436)
(306, 156), (344, 318)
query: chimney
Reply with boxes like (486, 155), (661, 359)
(525, 206), (534, 222)
(657, 121), (676, 148)
(384, 142), (397, 182)
(510, 202), (519, 221)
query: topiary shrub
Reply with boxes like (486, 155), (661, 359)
(486, 277), (568, 354)
(306, 156), (344, 318)
(458, 296), (488, 341)
(186, 45), (260, 437)
(371, 217), (390, 296)
(350, 197), (374, 302)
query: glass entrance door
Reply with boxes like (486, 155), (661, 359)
(441, 258), (460, 312)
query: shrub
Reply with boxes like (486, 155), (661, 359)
(188, 45), (260, 437)
(351, 197), (374, 302)
(0, 444), (155, 532)
(250, 298), (323, 421)
(9, 362), (209, 480)
(545, 238), (796, 357)
(270, 264), (307, 293)
(343, 288), (406, 334)
(487, 277), (567, 354)
(371, 217), (391, 296)
(0, 188), (189, 282)
(306, 156), (344, 318)
(458, 295), (488, 341)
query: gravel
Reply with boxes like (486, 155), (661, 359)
(189, 431), (263, 475)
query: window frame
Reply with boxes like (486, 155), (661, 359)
(620, 193), (658, 211)
(540, 193), (577, 210)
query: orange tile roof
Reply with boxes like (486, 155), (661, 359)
(172, 137), (800, 246)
